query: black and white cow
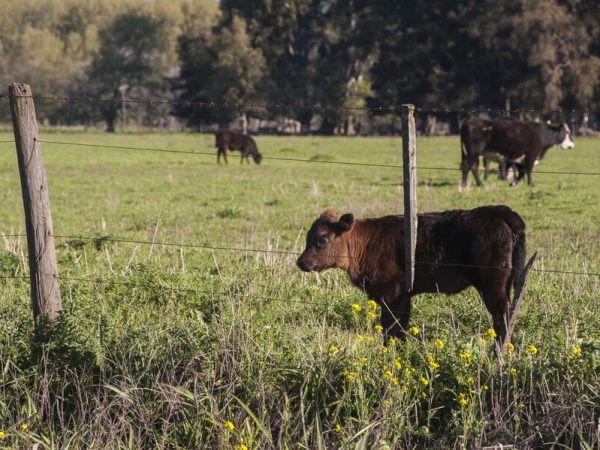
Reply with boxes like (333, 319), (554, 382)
(460, 118), (575, 187)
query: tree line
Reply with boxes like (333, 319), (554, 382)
(1, 0), (599, 134)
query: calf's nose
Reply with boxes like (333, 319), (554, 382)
(296, 257), (312, 272)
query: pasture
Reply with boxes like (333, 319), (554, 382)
(0, 131), (599, 449)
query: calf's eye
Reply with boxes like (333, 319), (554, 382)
(316, 236), (329, 248)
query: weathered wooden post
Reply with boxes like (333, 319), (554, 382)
(401, 104), (417, 293)
(9, 83), (62, 320)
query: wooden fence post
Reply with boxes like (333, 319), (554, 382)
(9, 83), (62, 321)
(401, 104), (418, 293)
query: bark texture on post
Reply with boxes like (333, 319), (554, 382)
(9, 83), (62, 320)
(401, 104), (418, 293)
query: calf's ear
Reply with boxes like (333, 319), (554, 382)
(338, 213), (355, 233)
(321, 207), (337, 222)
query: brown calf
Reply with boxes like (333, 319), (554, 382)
(215, 129), (262, 165)
(297, 205), (526, 345)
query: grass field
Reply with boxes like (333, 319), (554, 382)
(0, 130), (599, 449)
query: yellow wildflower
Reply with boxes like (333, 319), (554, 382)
(426, 355), (440, 370)
(344, 370), (357, 382)
(335, 423), (342, 433)
(510, 367), (517, 376)
(518, 403), (525, 410)
(20, 423), (27, 431)
(375, 324), (384, 333)
(358, 356), (368, 366)
(330, 345), (339, 354)
(434, 339), (445, 350)
(458, 392), (469, 407)
(383, 400), (392, 408)
(459, 351), (472, 364)
(486, 328), (497, 339)
(388, 337), (397, 346)
(391, 377), (399, 385)
(352, 303), (363, 312)
(419, 377), (429, 386)
(410, 325), (420, 336)
(384, 370), (393, 379)
(380, 346), (388, 353)
(421, 391), (427, 398)
(224, 421), (235, 431)
(527, 344), (538, 356)
(507, 342), (515, 353)
(0, 431), (6, 439)
(478, 337), (486, 345)
(235, 445), (248, 450)
(356, 334), (364, 342)
(367, 311), (377, 320)
(483, 384), (489, 391)
(569, 345), (582, 359)
(394, 358), (402, 370)
(366, 336), (374, 343)
(368, 300), (378, 309)
(466, 376), (474, 385)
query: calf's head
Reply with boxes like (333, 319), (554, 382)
(548, 122), (575, 149)
(253, 152), (263, 164)
(296, 208), (355, 272)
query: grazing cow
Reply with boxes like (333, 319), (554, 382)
(460, 118), (574, 187)
(297, 205), (526, 346)
(215, 129), (263, 165)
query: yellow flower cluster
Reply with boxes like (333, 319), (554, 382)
(368, 300), (378, 309)
(507, 342), (515, 353)
(367, 311), (377, 320)
(0, 431), (6, 439)
(426, 355), (440, 370)
(344, 370), (357, 382)
(510, 367), (518, 376)
(458, 392), (469, 407)
(224, 421), (235, 431)
(486, 328), (497, 339)
(434, 339), (445, 350)
(410, 326), (420, 336)
(384, 369), (399, 385)
(459, 351), (472, 364)
(330, 345), (339, 354)
(352, 303), (363, 312)
(466, 376), (474, 385)
(394, 358), (402, 370)
(335, 423), (342, 433)
(527, 344), (538, 356)
(375, 325), (384, 333)
(569, 345), (582, 359)
(419, 377), (429, 386)
(235, 445), (248, 450)
(388, 337), (397, 346)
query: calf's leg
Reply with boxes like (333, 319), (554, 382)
(381, 294), (411, 344)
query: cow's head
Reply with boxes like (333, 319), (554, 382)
(253, 152), (263, 164)
(296, 208), (355, 272)
(548, 122), (575, 149)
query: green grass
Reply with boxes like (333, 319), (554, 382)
(0, 131), (599, 449)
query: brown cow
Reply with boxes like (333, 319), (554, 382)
(297, 205), (526, 346)
(215, 129), (263, 165)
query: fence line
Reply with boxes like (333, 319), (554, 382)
(5, 93), (600, 115)
(3, 232), (596, 277)
(8, 139), (593, 177)
(0, 272), (334, 309)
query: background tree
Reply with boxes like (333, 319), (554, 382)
(175, 14), (266, 130)
(88, 12), (170, 131)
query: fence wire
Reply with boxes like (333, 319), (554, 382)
(2, 232), (597, 277)
(5, 93), (600, 115)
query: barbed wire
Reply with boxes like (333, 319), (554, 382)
(1, 232), (593, 277)
(33, 139), (600, 176)
(6, 94), (600, 115)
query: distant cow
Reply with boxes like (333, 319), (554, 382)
(215, 129), (263, 164)
(297, 205), (526, 346)
(460, 118), (574, 187)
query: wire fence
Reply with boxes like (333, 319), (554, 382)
(3, 93), (600, 115)
(1, 138), (599, 177)
(2, 232), (598, 277)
